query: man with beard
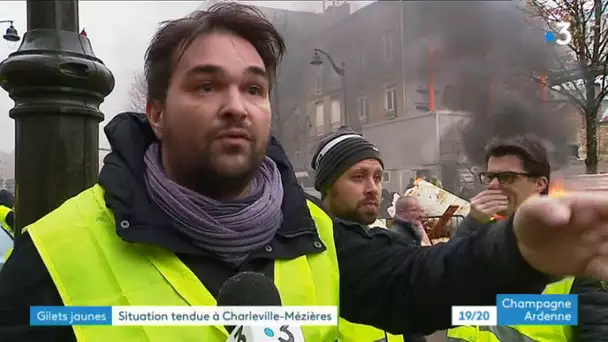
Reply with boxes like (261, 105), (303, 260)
(1, 4), (608, 342)
(312, 127), (384, 226)
(311, 127), (425, 342)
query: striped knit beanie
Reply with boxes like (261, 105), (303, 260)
(311, 127), (383, 195)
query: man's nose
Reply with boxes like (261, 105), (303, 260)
(364, 179), (380, 196)
(487, 178), (501, 189)
(221, 86), (248, 119)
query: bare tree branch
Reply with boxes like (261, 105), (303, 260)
(125, 72), (147, 113)
(526, 0), (608, 173)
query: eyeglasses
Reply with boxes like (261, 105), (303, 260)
(478, 171), (537, 185)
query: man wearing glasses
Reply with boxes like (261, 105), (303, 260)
(470, 136), (550, 225)
(449, 135), (608, 341)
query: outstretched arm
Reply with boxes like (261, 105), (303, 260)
(336, 217), (550, 335)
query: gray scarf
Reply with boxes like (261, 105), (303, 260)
(143, 143), (284, 265)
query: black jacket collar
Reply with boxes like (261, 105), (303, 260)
(98, 112), (325, 258)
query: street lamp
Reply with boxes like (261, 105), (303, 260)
(310, 48), (353, 130)
(0, 0), (114, 235)
(1, 20), (20, 42)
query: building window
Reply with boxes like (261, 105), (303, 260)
(569, 144), (580, 158)
(385, 85), (397, 118)
(357, 96), (368, 123)
(382, 30), (393, 62)
(330, 98), (342, 130)
(383, 171), (391, 183)
(441, 85), (460, 110)
(357, 50), (365, 73)
(315, 73), (322, 93)
(315, 102), (324, 136)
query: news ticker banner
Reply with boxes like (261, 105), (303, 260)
(30, 306), (337, 326)
(452, 294), (578, 326)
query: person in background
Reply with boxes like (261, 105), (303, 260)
(0, 189), (14, 238)
(312, 127), (383, 226)
(311, 126), (422, 342)
(379, 188), (393, 219)
(0, 189), (15, 262)
(0, 4), (607, 342)
(405, 178), (415, 191)
(392, 196), (431, 247)
(449, 135), (608, 341)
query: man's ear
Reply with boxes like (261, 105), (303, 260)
(536, 176), (549, 193)
(146, 100), (164, 140)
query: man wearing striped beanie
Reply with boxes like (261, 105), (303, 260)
(311, 127), (385, 225)
(311, 127), (426, 342)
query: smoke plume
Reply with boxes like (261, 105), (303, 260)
(412, 1), (572, 167)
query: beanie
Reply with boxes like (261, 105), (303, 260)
(311, 127), (383, 195)
(0, 189), (14, 208)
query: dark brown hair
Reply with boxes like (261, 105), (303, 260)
(485, 135), (551, 194)
(144, 2), (286, 103)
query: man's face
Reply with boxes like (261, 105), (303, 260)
(486, 155), (547, 214)
(324, 159), (383, 225)
(397, 198), (423, 223)
(147, 32), (271, 195)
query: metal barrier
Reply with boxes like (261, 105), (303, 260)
(422, 214), (466, 239)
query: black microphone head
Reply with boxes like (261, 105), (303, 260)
(217, 272), (282, 334)
(217, 272), (282, 307)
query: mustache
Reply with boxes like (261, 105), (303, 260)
(358, 197), (379, 207)
(213, 122), (254, 140)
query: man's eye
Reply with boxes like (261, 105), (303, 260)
(247, 85), (263, 96)
(198, 83), (213, 92)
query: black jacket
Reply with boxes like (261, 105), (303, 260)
(454, 214), (608, 342)
(0, 113), (552, 341)
(392, 219), (423, 246)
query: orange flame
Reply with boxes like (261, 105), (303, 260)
(415, 178), (425, 185)
(549, 179), (567, 197)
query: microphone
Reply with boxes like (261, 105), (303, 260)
(218, 272), (305, 342)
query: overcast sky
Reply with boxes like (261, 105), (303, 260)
(0, 0), (371, 154)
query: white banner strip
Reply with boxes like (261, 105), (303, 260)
(111, 306), (338, 326)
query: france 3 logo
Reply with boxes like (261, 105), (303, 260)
(230, 325), (297, 342)
(545, 22), (572, 46)
(261, 325), (294, 341)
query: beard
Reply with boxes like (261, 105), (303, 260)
(328, 194), (379, 225)
(162, 137), (267, 201)
(355, 207), (379, 225)
(198, 141), (266, 199)
(339, 208), (378, 226)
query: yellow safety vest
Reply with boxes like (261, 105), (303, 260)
(0, 205), (14, 261)
(446, 277), (575, 342)
(27, 184), (403, 342)
(0, 205), (13, 238)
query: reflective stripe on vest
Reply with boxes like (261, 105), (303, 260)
(28, 184), (403, 342)
(446, 277), (575, 342)
(3, 247), (13, 260)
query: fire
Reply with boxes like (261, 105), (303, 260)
(549, 179), (567, 197)
(415, 178), (425, 185)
